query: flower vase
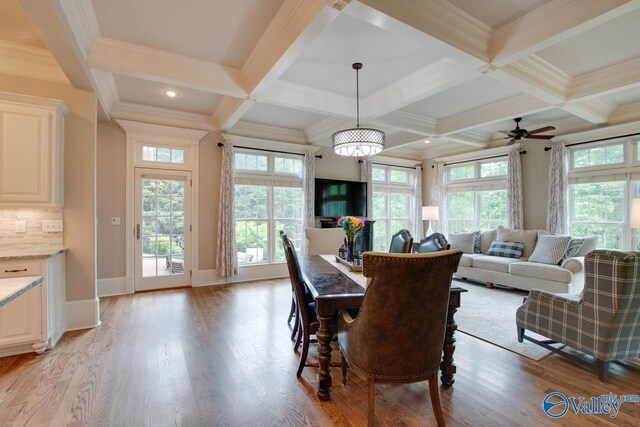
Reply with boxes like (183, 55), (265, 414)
(346, 235), (355, 262)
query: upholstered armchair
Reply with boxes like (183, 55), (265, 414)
(388, 229), (413, 253)
(414, 232), (450, 253)
(516, 250), (640, 381)
(338, 250), (463, 426)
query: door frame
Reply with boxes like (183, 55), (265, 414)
(134, 168), (192, 291)
(118, 120), (207, 294)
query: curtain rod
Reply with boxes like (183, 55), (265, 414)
(358, 160), (418, 170)
(217, 142), (322, 158)
(430, 151), (526, 168)
(544, 132), (640, 151)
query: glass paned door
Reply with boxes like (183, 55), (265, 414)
(135, 169), (191, 291)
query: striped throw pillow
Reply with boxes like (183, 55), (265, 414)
(486, 240), (525, 259)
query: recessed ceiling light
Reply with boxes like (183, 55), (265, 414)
(163, 89), (179, 98)
(424, 139), (431, 144)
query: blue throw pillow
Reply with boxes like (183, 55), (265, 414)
(486, 240), (524, 259)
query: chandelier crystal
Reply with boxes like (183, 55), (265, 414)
(332, 63), (385, 158)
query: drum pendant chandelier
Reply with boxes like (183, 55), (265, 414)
(332, 63), (385, 157)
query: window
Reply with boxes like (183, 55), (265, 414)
(371, 165), (417, 251)
(234, 150), (303, 264)
(142, 145), (185, 164)
(568, 139), (640, 250)
(445, 159), (508, 233)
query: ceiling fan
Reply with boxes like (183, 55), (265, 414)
(498, 118), (555, 145)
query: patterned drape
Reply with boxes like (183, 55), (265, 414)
(433, 163), (447, 235)
(360, 159), (373, 219)
(547, 142), (568, 234)
(507, 149), (524, 229)
(216, 142), (238, 277)
(302, 152), (316, 254)
(412, 166), (424, 239)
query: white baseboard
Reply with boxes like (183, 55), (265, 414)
(66, 297), (101, 331)
(97, 276), (128, 297)
(194, 264), (288, 287)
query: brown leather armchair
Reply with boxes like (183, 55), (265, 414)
(388, 229), (413, 253)
(338, 250), (463, 426)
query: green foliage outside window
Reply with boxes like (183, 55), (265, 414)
(573, 144), (624, 168)
(448, 165), (474, 181)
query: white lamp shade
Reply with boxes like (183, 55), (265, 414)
(422, 206), (439, 221)
(632, 198), (640, 229)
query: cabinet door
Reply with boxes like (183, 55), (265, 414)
(0, 110), (51, 203)
(0, 284), (42, 346)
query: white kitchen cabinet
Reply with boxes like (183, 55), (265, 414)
(0, 92), (68, 208)
(0, 252), (66, 357)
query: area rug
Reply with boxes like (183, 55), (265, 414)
(453, 280), (554, 361)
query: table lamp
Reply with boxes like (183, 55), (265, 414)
(632, 198), (640, 229)
(422, 206), (438, 237)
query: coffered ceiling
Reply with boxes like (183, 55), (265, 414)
(6, 0), (640, 160)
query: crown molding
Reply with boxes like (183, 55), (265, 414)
(221, 133), (320, 154)
(0, 91), (69, 114)
(90, 69), (118, 119)
(304, 117), (351, 143)
(437, 93), (551, 135)
(372, 110), (437, 136)
(116, 119), (209, 145)
(0, 40), (69, 85)
(434, 144), (514, 163)
(372, 155), (422, 167)
(354, 0), (491, 65)
(229, 120), (307, 144)
(495, 55), (570, 104)
(491, 0), (640, 66)
(563, 97), (617, 124)
(555, 120), (640, 144)
(112, 102), (217, 131)
(569, 55), (640, 101)
(56, 0), (101, 59)
(363, 58), (476, 119)
(88, 37), (246, 98)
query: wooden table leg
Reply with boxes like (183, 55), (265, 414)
(440, 305), (459, 387)
(316, 313), (333, 401)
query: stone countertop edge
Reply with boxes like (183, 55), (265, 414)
(0, 276), (44, 308)
(0, 248), (67, 261)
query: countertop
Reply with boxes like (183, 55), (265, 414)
(0, 276), (43, 308)
(0, 248), (66, 261)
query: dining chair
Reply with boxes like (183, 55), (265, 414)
(282, 233), (321, 376)
(280, 231), (299, 340)
(414, 232), (450, 253)
(338, 250), (463, 426)
(388, 229), (413, 253)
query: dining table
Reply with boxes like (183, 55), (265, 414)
(298, 254), (467, 401)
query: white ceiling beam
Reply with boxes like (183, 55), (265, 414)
(305, 117), (352, 143)
(111, 102), (217, 131)
(383, 132), (428, 150)
(441, 130), (491, 148)
(371, 111), (437, 136)
(609, 100), (640, 123)
(349, 0), (491, 67)
(437, 94), (551, 135)
(562, 98), (616, 124)
(214, 0), (342, 130)
(259, 80), (354, 118)
(88, 37), (246, 98)
(229, 120), (307, 144)
(568, 56), (640, 101)
(491, 0), (640, 67)
(362, 58), (476, 119)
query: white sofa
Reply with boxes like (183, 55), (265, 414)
(452, 228), (596, 294)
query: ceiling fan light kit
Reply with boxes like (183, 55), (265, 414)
(332, 62), (385, 157)
(499, 117), (555, 145)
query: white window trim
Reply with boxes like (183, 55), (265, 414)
(117, 119), (207, 293)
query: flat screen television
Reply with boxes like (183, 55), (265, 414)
(314, 178), (367, 218)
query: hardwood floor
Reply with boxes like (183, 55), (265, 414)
(0, 279), (638, 426)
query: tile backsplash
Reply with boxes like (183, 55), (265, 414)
(0, 208), (63, 251)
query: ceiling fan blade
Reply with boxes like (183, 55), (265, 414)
(526, 135), (554, 140)
(507, 138), (517, 145)
(527, 126), (556, 135)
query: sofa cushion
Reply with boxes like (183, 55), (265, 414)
(449, 231), (480, 254)
(487, 240), (525, 258)
(509, 262), (573, 283)
(529, 235), (571, 265)
(575, 236), (598, 256)
(472, 255), (522, 273)
(459, 253), (482, 267)
(497, 227), (538, 258)
(560, 238), (584, 263)
(480, 229), (497, 254)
